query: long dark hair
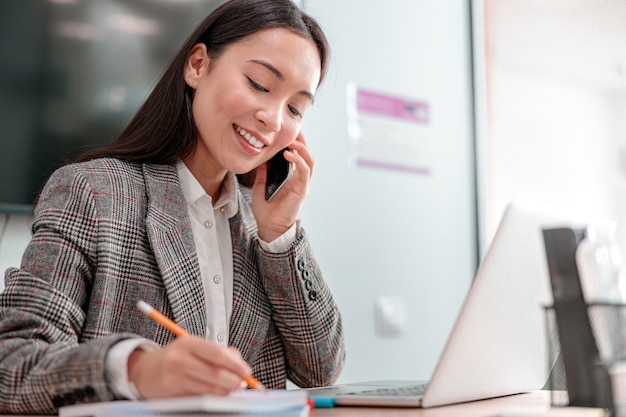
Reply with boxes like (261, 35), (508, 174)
(73, 0), (329, 172)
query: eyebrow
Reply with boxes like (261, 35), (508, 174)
(249, 59), (315, 103)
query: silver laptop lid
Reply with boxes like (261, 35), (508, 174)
(422, 198), (615, 407)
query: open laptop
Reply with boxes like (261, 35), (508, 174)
(305, 199), (616, 407)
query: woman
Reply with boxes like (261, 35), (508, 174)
(0, 0), (345, 413)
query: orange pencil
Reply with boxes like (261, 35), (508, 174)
(137, 300), (266, 391)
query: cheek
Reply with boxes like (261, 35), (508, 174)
(279, 119), (302, 146)
(218, 89), (253, 114)
(193, 82), (250, 120)
(191, 90), (214, 125)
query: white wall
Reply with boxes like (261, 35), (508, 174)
(301, 0), (477, 383)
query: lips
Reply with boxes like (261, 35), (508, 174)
(235, 125), (264, 149)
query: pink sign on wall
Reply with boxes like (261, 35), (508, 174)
(357, 88), (429, 125)
(347, 84), (432, 175)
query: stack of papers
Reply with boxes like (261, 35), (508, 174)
(58, 390), (309, 417)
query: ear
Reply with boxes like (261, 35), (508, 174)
(184, 43), (210, 89)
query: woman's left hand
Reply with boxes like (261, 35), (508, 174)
(252, 132), (314, 243)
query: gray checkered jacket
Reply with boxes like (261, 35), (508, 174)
(0, 158), (345, 414)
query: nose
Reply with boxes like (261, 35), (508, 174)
(255, 105), (281, 132)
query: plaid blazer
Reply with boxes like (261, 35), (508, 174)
(0, 158), (345, 414)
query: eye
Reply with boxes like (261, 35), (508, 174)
(288, 105), (302, 118)
(246, 77), (268, 93)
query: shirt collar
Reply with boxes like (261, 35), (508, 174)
(176, 161), (239, 219)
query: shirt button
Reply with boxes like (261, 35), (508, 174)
(213, 275), (221, 284)
(204, 220), (213, 228)
(217, 333), (225, 342)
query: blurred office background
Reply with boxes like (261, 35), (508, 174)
(1, 0), (625, 386)
(474, 0), (626, 247)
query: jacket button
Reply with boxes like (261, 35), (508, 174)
(301, 270), (310, 279)
(73, 389), (85, 402)
(297, 259), (306, 271)
(308, 290), (318, 301)
(63, 392), (77, 405)
(84, 386), (96, 398)
(304, 280), (313, 290)
(52, 395), (65, 408)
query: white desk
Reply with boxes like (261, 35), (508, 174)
(2, 391), (604, 417)
(312, 391), (600, 417)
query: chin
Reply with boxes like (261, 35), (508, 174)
(229, 165), (256, 175)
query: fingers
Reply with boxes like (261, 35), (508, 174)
(128, 336), (252, 399)
(286, 132), (315, 180)
(184, 342), (251, 394)
(254, 133), (313, 203)
(250, 132), (314, 239)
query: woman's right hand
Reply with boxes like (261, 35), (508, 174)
(127, 336), (252, 398)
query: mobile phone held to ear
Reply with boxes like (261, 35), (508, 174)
(265, 148), (293, 201)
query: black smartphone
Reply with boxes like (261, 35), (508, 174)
(265, 148), (293, 201)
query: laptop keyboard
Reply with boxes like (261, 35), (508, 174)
(344, 384), (427, 397)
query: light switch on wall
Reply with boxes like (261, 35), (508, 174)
(374, 296), (407, 337)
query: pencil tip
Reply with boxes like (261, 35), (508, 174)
(246, 376), (267, 392)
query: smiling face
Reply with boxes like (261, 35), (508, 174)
(183, 28), (321, 184)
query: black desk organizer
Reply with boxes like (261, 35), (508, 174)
(543, 227), (626, 415)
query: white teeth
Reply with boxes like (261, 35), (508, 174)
(236, 126), (264, 149)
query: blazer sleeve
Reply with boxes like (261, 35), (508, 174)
(0, 165), (132, 414)
(256, 227), (346, 387)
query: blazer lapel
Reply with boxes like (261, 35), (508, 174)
(142, 163), (207, 336)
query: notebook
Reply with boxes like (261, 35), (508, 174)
(305, 199), (616, 408)
(59, 390), (309, 417)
